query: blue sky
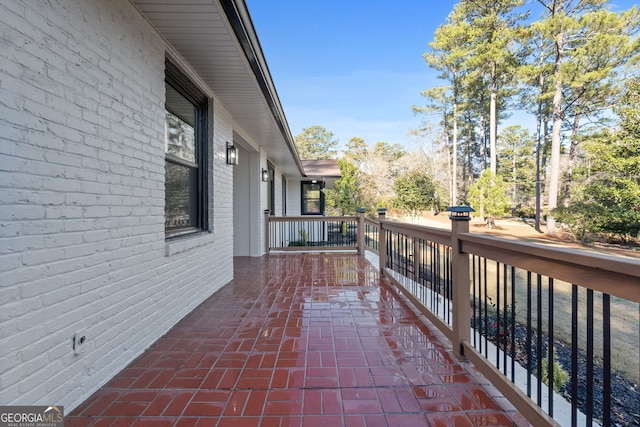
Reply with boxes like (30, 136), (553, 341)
(245, 0), (636, 151)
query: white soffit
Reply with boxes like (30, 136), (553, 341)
(133, 0), (303, 177)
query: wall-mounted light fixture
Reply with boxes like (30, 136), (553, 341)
(261, 168), (269, 182)
(226, 142), (238, 165)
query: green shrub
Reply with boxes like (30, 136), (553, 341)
(541, 347), (569, 393)
(298, 229), (308, 244)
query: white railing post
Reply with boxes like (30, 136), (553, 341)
(447, 206), (473, 359)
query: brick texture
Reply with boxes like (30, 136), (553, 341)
(0, 0), (234, 411)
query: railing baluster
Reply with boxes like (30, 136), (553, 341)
(435, 242), (440, 317)
(396, 232), (400, 274)
(571, 284), (578, 427)
(407, 234), (411, 294)
(433, 242), (439, 316)
(415, 238), (419, 281)
(439, 244), (442, 313)
(510, 265), (515, 383)
(312, 220), (317, 244)
(404, 233), (408, 277)
(475, 256), (481, 353)
(394, 231), (398, 272)
(483, 257), (488, 359)
(536, 274), (543, 407)
(399, 232), (402, 274)
(548, 277), (554, 417)
(446, 246), (452, 325)
(472, 255), (477, 349)
(496, 261), (501, 370)
(527, 271), (532, 398)
(397, 232), (401, 273)
(586, 288), (594, 425)
(388, 230), (392, 269)
(503, 264), (508, 374)
(444, 244), (449, 323)
(393, 231), (398, 271)
(392, 230), (395, 270)
(419, 239), (425, 305)
(603, 293), (611, 427)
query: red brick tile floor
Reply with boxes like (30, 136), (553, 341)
(67, 253), (531, 427)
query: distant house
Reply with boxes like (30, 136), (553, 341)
(0, 0), (339, 411)
(299, 160), (342, 215)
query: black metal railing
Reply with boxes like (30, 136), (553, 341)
(364, 218), (379, 254)
(266, 210), (639, 426)
(467, 254), (628, 427)
(373, 213), (639, 427)
(266, 215), (359, 251)
(384, 228), (453, 328)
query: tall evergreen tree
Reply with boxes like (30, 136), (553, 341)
(424, 5), (471, 205)
(393, 169), (438, 219)
(554, 78), (640, 241)
(414, 87), (454, 202)
(458, 0), (528, 175)
(344, 137), (368, 166)
(467, 170), (512, 223)
(497, 125), (537, 209)
(533, 0), (639, 235)
(559, 6), (640, 206)
(518, 21), (555, 231)
(294, 125), (339, 159)
(326, 158), (362, 215)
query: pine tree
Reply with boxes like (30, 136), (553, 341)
(326, 158), (362, 216)
(555, 78), (640, 241)
(457, 0), (528, 175)
(294, 125), (339, 159)
(467, 170), (512, 224)
(393, 170), (438, 219)
(533, 0), (639, 235)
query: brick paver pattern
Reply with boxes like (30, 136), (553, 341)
(67, 253), (530, 426)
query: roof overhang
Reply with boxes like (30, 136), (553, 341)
(301, 159), (341, 189)
(133, 0), (305, 177)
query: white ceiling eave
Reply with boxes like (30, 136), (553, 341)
(133, 0), (304, 178)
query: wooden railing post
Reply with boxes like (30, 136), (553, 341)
(356, 208), (365, 254)
(448, 206), (472, 359)
(264, 209), (271, 253)
(377, 208), (387, 274)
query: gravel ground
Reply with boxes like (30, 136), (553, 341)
(473, 317), (640, 427)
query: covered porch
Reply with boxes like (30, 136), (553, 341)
(66, 253), (527, 426)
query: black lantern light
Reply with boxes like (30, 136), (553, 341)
(446, 206), (475, 221)
(226, 142), (238, 165)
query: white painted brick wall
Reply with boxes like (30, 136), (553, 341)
(287, 179), (303, 216)
(0, 0), (234, 411)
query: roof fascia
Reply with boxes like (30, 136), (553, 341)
(217, 0), (305, 176)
